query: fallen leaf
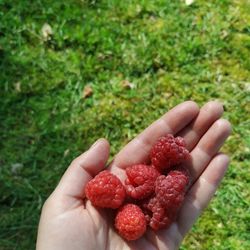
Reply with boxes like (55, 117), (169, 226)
(14, 81), (21, 92)
(244, 82), (250, 92)
(185, 0), (194, 6)
(82, 85), (93, 98)
(163, 92), (172, 98)
(221, 30), (229, 39)
(157, 68), (166, 76)
(41, 23), (53, 41)
(63, 149), (70, 157)
(121, 80), (135, 89)
(11, 163), (23, 174)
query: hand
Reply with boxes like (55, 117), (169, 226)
(36, 101), (231, 250)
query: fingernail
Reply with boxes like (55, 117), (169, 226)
(90, 139), (101, 149)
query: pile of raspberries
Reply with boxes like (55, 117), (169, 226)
(85, 134), (191, 241)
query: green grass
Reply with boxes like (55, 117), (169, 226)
(0, 0), (249, 249)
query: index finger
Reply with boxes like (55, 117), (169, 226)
(112, 101), (199, 169)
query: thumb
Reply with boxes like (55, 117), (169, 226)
(54, 138), (110, 198)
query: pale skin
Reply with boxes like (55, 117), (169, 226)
(36, 101), (231, 250)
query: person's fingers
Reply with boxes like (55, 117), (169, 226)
(112, 101), (199, 168)
(177, 101), (224, 151)
(176, 153), (230, 237)
(145, 153), (230, 249)
(188, 118), (231, 182)
(54, 138), (110, 198)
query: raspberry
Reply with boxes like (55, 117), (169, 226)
(85, 170), (125, 209)
(142, 197), (176, 231)
(115, 204), (146, 241)
(168, 167), (190, 187)
(139, 167), (190, 231)
(125, 164), (160, 199)
(150, 135), (190, 171)
(155, 168), (189, 209)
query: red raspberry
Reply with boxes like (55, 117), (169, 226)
(115, 204), (146, 241)
(155, 168), (189, 209)
(125, 164), (160, 199)
(142, 197), (176, 231)
(150, 135), (190, 171)
(168, 167), (190, 187)
(85, 170), (125, 209)
(139, 167), (190, 230)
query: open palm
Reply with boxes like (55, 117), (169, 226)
(36, 101), (231, 250)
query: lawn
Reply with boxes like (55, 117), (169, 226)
(0, 0), (249, 249)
